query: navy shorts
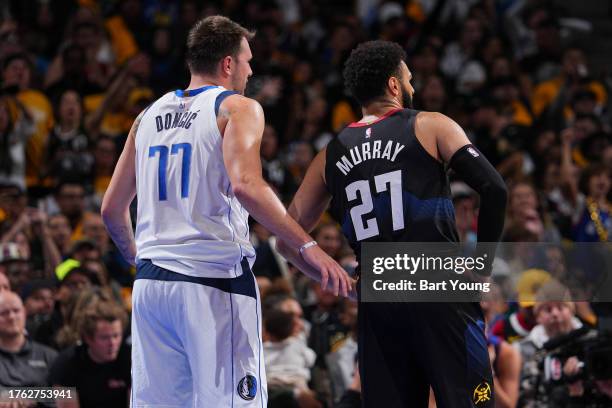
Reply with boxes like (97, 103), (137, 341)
(358, 300), (494, 408)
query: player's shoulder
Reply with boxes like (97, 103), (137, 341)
(415, 110), (463, 136)
(414, 110), (454, 127)
(218, 93), (263, 117)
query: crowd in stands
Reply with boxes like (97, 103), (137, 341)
(0, 0), (610, 407)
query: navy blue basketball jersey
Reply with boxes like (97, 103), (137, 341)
(324, 108), (459, 259)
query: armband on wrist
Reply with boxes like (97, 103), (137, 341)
(298, 241), (318, 256)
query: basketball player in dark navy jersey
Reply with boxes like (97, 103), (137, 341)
(277, 41), (507, 407)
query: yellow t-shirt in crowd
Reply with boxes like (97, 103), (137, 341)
(532, 76), (607, 118)
(105, 16), (138, 65)
(17, 90), (54, 188)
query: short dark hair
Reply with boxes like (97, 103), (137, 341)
(264, 308), (294, 341)
(186, 15), (254, 75)
(343, 40), (407, 106)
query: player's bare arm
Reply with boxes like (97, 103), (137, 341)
(221, 94), (352, 297)
(100, 111), (143, 266)
(276, 149), (357, 298)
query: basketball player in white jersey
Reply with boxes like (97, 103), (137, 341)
(101, 16), (353, 407)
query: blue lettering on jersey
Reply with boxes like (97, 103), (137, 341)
(155, 110), (199, 132)
(149, 143), (192, 200)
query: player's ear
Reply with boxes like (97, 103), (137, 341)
(388, 76), (400, 97)
(220, 55), (233, 77)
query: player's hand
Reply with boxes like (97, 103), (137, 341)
(301, 245), (353, 297)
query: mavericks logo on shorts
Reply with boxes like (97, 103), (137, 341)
(237, 374), (257, 400)
(473, 381), (491, 405)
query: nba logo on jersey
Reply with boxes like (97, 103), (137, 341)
(467, 147), (479, 158)
(365, 127), (372, 138)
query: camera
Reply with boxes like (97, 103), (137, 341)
(538, 305), (612, 407)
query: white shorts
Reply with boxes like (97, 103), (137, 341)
(131, 259), (267, 407)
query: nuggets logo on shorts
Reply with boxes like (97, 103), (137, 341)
(473, 381), (491, 405)
(237, 375), (257, 401)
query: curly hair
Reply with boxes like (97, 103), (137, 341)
(343, 40), (407, 106)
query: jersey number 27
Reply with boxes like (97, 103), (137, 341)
(346, 170), (404, 240)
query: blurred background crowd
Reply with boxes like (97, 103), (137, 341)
(0, 0), (611, 407)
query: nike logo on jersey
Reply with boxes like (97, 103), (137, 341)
(335, 140), (405, 176)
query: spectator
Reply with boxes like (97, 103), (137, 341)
(0, 271), (10, 292)
(313, 223), (343, 261)
(264, 307), (318, 408)
(0, 91), (35, 189)
(0, 1), (610, 405)
(565, 162), (611, 242)
(0, 290), (57, 387)
(42, 89), (93, 185)
(506, 180), (561, 242)
(326, 299), (358, 402)
(91, 135), (119, 206)
(0, 183), (27, 236)
(35, 267), (101, 349)
(491, 269), (552, 344)
(334, 362), (361, 408)
(53, 180), (88, 241)
(287, 141), (315, 187)
(252, 221), (286, 281)
(1, 207), (62, 277)
(261, 124), (296, 201)
(45, 44), (103, 98)
(451, 182), (477, 244)
(0, 242), (34, 294)
(516, 280), (582, 407)
(47, 213), (72, 257)
(21, 279), (55, 335)
(481, 292), (522, 408)
(1, 52), (53, 189)
(531, 47), (607, 122)
(440, 17), (486, 88)
(68, 239), (101, 265)
(49, 299), (130, 408)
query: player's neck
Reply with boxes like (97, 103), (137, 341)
(186, 74), (228, 91)
(360, 99), (402, 121)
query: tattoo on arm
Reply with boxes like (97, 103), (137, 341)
(131, 110), (145, 140)
(107, 222), (136, 265)
(217, 106), (231, 120)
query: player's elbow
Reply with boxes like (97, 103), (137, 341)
(100, 200), (120, 226)
(231, 175), (261, 202)
(231, 182), (250, 203)
(484, 176), (508, 207)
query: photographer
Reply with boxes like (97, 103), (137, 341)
(563, 357), (612, 407)
(516, 279), (583, 407)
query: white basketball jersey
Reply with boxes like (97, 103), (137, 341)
(134, 86), (255, 278)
